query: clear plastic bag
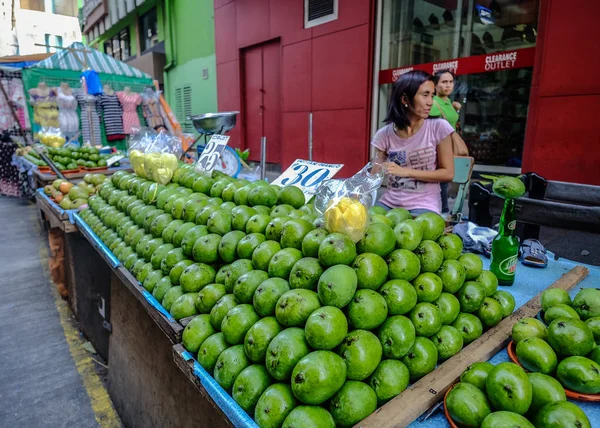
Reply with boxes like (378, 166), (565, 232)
(315, 160), (385, 242)
(128, 129), (182, 184)
(35, 127), (66, 148)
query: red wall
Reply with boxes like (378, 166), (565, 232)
(214, 0), (375, 177)
(522, 0), (600, 185)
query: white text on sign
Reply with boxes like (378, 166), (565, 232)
(272, 159), (344, 203)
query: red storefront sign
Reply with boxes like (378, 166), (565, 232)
(379, 47), (536, 85)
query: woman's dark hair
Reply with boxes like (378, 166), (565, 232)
(433, 69), (456, 84)
(384, 70), (434, 130)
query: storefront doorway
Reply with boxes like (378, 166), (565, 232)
(241, 40), (282, 165)
(374, 0), (540, 172)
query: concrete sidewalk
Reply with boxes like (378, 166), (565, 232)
(0, 197), (120, 428)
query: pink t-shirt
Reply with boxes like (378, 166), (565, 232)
(371, 119), (453, 213)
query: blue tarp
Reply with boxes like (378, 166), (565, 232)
(411, 254), (600, 427)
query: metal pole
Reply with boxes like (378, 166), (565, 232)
(260, 136), (267, 180)
(463, 0), (475, 56)
(452, 1), (464, 59)
(308, 113), (313, 161)
(35, 149), (67, 180)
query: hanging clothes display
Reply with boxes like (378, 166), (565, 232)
(29, 84), (59, 128)
(75, 89), (102, 146)
(0, 137), (22, 197)
(56, 85), (79, 137)
(8, 78), (30, 130)
(0, 79), (16, 131)
(117, 90), (142, 134)
(97, 92), (125, 140)
(141, 88), (165, 129)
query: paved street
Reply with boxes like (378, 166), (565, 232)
(0, 198), (120, 428)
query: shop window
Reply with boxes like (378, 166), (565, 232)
(21, 0), (44, 11)
(304, 0), (338, 28)
(139, 8), (159, 53)
(52, 0), (78, 17)
(380, 0), (539, 70)
(103, 29), (130, 61)
(44, 34), (62, 53)
(377, 0), (540, 169)
(175, 86), (193, 133)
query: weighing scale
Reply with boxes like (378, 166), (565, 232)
(187, 111), (242, 178)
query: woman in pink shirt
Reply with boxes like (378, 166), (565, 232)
(372, 71), (454, 215)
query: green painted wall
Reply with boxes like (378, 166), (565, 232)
(164, 0), (217, 126)
(87, 0), (217, 129)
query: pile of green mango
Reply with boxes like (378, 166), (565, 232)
(447, 359), (593, 428)
(78, 164), (517, 427)
(511, 288), (600, 395)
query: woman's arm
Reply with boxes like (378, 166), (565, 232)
(371, 149), (387, 174)
(385, 136), (454, 182)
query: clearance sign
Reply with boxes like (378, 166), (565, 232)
(379, 47), (535, 85)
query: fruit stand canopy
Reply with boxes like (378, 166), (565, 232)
(34, 42), (151, 79)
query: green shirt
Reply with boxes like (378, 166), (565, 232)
(430, 96), (459, 130)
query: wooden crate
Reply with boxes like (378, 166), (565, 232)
(172, 343), (258, 428)
(64, 232), (112, 360)
(75, 212), (184, 344)
(108, 276), (231, 428)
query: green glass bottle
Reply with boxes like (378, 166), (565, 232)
(490, 198), (519, 285)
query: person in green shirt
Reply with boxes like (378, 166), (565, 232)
(430, 70), (461, 129)
(430, 70), (462, 214)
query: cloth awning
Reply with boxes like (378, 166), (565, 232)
(34, 42), (151, 79)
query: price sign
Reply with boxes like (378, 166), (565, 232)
(196, 134), (230, 173)
(106, 155), (124, 167)
(272, 159), (344, 202)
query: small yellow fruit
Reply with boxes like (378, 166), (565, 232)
(324, 197), (368, 242)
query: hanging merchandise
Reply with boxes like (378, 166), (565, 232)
(9, 78), (30, 131)
(97, 84), (125, 141)
(29, 82), (59, 129)
(117, 87), (142, 134)
(56, 83), (79, 138)
(141, 87), (165, 129)
(0, 78), (17, 131)
(75, 89), (102, 146)
(20, 42), (188, 149)
(81, 69), (102, 95)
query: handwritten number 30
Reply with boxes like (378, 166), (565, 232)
(281, 165), (330, 187)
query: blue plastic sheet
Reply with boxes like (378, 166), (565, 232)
(141, 290), (176, 323)
(73, 213), (120, 268)
(410, 254), (600, 428)
(181, 350), (258, 428)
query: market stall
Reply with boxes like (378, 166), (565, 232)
(21, 43), (172, 151)
(58, 162), (599, 428)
